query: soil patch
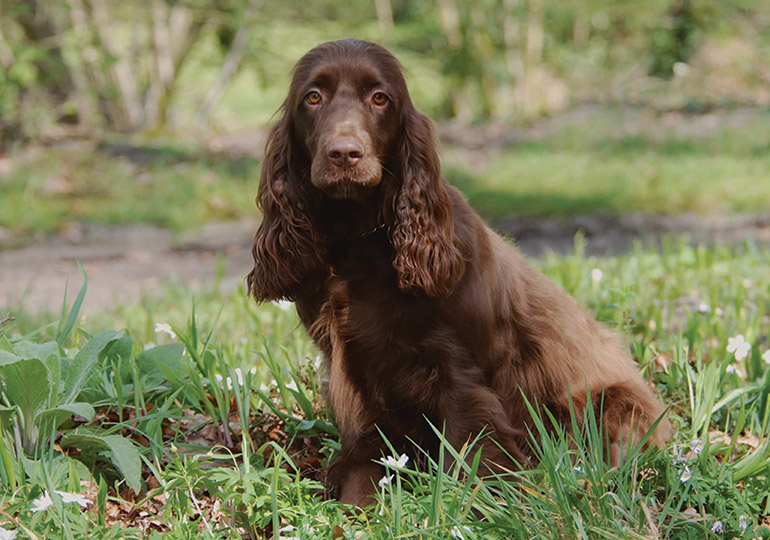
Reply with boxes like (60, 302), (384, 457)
(2, 213), (769, 315)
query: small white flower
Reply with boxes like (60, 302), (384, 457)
(763, 350), (770, 365)
(725, 364), (744, 378)
(285, 380), (299, 392)
(312, 355), (323, 370)
(234, 368), (245, 386)
(451, 525), (471, 540)
(679, 465), (692, 482)
(697, 302), (711, 314)
(380, 453), (409, 469)
(711, 521), (723, 534)
(673, 61), (690, 77)
(215, 373), (233, 390)
(727, 335), (751, 361)
(249, 367), (257, 376)
(57, 490), (91, 508)
(143, 341), (157, 350)
(715, 308), (724, 317)
(31, 491), (53, 512)
(672, 445), (686, 464)
(273, 300), (294, 311)
(573, 465), (585, 473)
(689, 439), (703, 455)
(739, 515), (749, 531)
(154, 322), (176, 338)
(31, 490), (91, 512)
(591, 268), (603, 286)
(378, 474), (394, 488)
(0, 529), (18, 540)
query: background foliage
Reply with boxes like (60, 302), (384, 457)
(1, 0), (769, 145)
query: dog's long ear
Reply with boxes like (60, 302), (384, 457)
(247, 109), (327, 302)
(388, 107), (465, 297)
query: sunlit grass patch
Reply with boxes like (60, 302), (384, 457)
(1, 237), (769, 538)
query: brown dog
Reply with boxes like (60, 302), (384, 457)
(247, 39), (670, 507)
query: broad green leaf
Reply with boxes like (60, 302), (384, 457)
(63, 330), (123, 404)
(138, 343), (187, 387)
(1, 357), (50, 423)
(61, 431), (142, 493)
(36, 402), (96, 430)
(0, 350), (19, 367)
(0, 335), (14, 354)
(43, 352), (62, 408)
(105, 336), (134, 381)
(13, 341), (59, 362)
(0, 404), (17, 431)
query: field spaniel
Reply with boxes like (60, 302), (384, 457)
(247, 39), (670, 507)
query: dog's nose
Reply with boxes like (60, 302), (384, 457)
(326, 137), (364, 167)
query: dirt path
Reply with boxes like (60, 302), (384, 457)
(2, 212), (769, 315)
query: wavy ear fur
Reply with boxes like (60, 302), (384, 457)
(247, 111), (327, 302)
(389, 108), (465, 298)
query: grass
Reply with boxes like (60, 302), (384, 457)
(0, 141), (259, 240)
(445, 107), (770, 220)
(1, 236), (769, 539)
(2, 107), (770, 240)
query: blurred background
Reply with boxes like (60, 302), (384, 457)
(2, 0), (770, 136)
(1, 0), (770, 312)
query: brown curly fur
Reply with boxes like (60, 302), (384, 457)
(247, 39), (671, 507)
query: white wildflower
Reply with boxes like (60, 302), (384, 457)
(378, 474), (394, 488)
(31, 490), (91, 512)
(689, 439), (703, 455)
(154, 322), (176, 338)
(697, 302), (711, 314)
(273, 300), (294, 311)
(739, 515), (749, 531)
(249, 367), (257, 376)
(31, 491), (53, 512)
(727, 335), (751, 361)
(725, 364), (744, 378)
(715, 308), (724, 317)
(451, 525), (471, 540)
(380, 453), (409, 469)
(591, 268), (603, 287)
(763, 350), (770, 365)
(285, 380), (299, 392)
(312, 355), (323, 370)
(673, 62), (690, 77)
(57, 491), (91, 508)
(0, 529), (18, 540)
(679, 465), (692, 482)
(672, 445), (686, 464)
(234, 368), (245, 386)
(711, 521), (723, 534)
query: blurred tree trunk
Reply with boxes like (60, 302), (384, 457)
(146, 1), (204, 129)
(67, 0), (122, 128)
(503, 0), (523, 80)
(11, 0), (73, 98)
(88, 0), (144, 130)
(526, 0), (544, 67)
(373, 0), (394, 41)
(196, 0), (261, 129)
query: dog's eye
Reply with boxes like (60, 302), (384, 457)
(306, 91), (322, 105)
(372, 92), (388, 107)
